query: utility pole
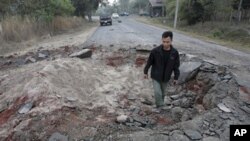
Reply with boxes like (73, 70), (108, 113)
(238, 0), (243, 22)
(174, 0), (179, 29)
(162, 5), (164, 17)
(162, 0), (164, 17)
(139, 0), (141, 14)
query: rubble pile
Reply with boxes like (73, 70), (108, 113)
(0, 46), (249, 140)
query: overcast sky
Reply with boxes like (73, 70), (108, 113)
(108, 0), (115, 4)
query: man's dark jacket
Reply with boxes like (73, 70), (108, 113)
(144, 45), (180, 82)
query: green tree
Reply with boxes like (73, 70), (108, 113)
(199, 0), (215, 21)
(232, 0), (250, 9)
(24, 0), (74, 21)
(183, 0), (204, 25)
(0, 0), (75, 22)
(71, 0), (102, 21)
(164, 0), (186, 19)
(0, 0), (16, 16)
(164, 0), (236, 25)
(232, 0), (250, 21)
(119, 0), (130, 12)
(131, 0), (148, 13)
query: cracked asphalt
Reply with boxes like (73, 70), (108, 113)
(84, 16), (250, 88)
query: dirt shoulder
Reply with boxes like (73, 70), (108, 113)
(0, 22), (98, 56)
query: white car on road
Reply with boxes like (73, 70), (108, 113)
(112, 13), (119, 19)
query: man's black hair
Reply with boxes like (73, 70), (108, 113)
(162, 31), (173, 40)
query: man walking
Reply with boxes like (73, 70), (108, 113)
(144, 31), (180, 108)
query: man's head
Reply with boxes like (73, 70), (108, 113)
(162, 31), (173, 48)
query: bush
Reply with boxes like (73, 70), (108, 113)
(2, 16), (36, 42)
(0, 0), (75, 22)
(1, 16), (84, 42)
(212, 29), (223, 38)
(223, 28), (250, 45)
(182, 1), (204, 25)
(52, 16), (84, 33)
(225, 29), (249, 38)
(28, 0), (75, 22)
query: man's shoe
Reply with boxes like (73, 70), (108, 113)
(160, 105), (173, 110)
(152, 108), (161, 113)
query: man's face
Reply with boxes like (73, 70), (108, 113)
(162, 37), (172, 48)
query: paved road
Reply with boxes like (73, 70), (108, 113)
(84, 17), (250, 87)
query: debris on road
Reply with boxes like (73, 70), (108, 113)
(18, 102), (33, 114)
(0, 45), (249, 140)
(178, 62), (202, 84)
(48, 132), (68, 141)
(116, 115), (128, 123)
(69, 49), (92, 59)
(217, 103), (231, 113)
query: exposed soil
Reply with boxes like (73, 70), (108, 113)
(0, 44), (249, 141)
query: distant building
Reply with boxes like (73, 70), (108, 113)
(149, 0), (165, 17)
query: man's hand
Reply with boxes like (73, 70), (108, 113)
(144, 74), (148, 79)
(173, 80), (178, 85)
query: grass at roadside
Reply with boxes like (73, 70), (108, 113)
(136, 16), (250, 53)
(0, 16), (88, 42)
(0, 16), (98, 55)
